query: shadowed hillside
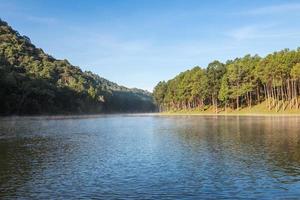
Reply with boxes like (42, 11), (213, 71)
(0, 19), (156, 115)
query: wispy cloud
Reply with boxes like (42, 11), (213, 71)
(0, 1), (57, 25)
(241, 3), (300, 15)
(227, 24), (300, 41)
(228, 25), (260, 41)
(24, 16), (58, 24)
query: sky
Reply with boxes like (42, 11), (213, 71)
(1, 0), (300, 91)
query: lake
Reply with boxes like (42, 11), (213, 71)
(1, 115), (300, 199)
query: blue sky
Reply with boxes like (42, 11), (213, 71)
(1, 0), (300, 91)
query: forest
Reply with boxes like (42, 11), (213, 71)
(0, 19), (156, 115)
(153, 48), (300, 113)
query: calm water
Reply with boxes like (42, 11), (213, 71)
(1, 115), (300, 199)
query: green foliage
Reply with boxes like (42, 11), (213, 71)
(218, 74), (229, 104)
(191, 67), (208, 102)
(291, 63), (300, 80)
(0, 19), (155, 115)
(206, 61), (225, 100)
(154, 48), (300, 112)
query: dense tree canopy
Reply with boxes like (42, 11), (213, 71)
(0, 19), (156, 115)
(153, 49), (300, 112)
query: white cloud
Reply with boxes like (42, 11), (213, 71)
(0, 1), (57, 25)
(228, 25), (260, 41)
(227, 24), (300, 41)
(25, 16), (57, 24)
(242, 3), (300, 15)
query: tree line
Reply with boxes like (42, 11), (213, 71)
(153, 49), (300, 112)
(0, 19), (155, 115)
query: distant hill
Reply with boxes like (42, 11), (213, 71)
(0, 19), (156, 115)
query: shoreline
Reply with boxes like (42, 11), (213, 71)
(1, 112), (300, 119)
(153, 102), (300, 117)
(155, 112), (300, 117)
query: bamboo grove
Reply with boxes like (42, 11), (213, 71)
(153, 48), (300, 112)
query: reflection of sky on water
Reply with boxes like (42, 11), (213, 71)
(1, 115), (300, 199)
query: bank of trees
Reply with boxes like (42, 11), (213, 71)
(153, 49), (300, 112)
(0, 19), (155, 115)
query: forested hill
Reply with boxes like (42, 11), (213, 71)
(153, 49), (300, 113)
(0, 19), (156, 115)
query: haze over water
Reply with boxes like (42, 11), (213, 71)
(1, 115), (300, 199)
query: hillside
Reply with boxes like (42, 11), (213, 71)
(0, 19), (156, 115)
(153, 49), (300, 113)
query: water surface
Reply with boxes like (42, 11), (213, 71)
(1, 115), (300, 199)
